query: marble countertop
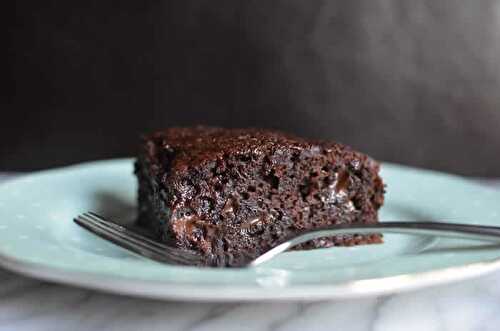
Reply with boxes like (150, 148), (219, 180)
(1, 174), (500, 331)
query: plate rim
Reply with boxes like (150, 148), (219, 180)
(1, 248), (499, 302)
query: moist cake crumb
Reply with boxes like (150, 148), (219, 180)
(135, 127), (385, 267)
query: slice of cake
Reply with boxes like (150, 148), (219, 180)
(135, 127), (384, 267)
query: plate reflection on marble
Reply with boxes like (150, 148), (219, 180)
(0, 159), (499, 301)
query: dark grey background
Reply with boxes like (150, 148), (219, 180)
(4, 1), (500, 176)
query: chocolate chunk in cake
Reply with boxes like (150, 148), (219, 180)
(135, 127), (385, 267)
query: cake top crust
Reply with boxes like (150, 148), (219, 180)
(144, 126), (360, 172)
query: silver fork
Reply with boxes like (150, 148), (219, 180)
(74, 212), (203, 265)
(74, 212), (500, 267)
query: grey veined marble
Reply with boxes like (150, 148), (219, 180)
(1, 267), (500, 331)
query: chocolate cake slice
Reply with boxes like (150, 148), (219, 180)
(135, 127), (384, 267)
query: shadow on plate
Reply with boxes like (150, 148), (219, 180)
(92, 191), (137, 226)
(419, 243), (500, 254)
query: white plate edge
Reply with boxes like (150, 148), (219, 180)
(1, 249), (500, 302)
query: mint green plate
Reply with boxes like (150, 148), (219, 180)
(0, 159), (499, 301)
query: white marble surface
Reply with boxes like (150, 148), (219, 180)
(1, 173), (500, 331)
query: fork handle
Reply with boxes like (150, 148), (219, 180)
(250, 221), (500, 266)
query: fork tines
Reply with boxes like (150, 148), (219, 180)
(74, 212), (202, 266)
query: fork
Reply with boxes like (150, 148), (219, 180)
(74, 212), (500, 267)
